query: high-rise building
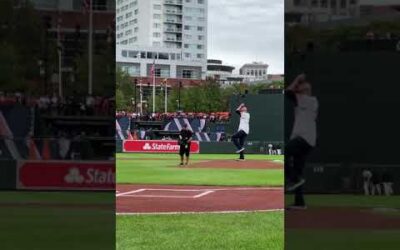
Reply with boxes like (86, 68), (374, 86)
(116, 0), (208, 80)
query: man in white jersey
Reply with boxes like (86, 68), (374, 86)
(285, 73), (318, 209)
(232, 103), (250, 161)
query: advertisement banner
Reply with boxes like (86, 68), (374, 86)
(123, 140), (200, 153)
(17, 161), (115, 190)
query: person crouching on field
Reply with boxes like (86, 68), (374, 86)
(179, 123), (193, 166)
(232, 103), (250, 161)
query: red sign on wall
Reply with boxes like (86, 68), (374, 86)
(17, 161), (115, 190)
(123, 140), (200, 153)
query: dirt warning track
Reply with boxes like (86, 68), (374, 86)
(188, 159), (283, 169)
(117, 184), (283, 214)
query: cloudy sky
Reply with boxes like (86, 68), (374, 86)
(207, 0), (284, 74)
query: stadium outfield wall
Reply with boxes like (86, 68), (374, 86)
(229, 93), (284, 143)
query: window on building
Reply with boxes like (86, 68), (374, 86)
(153, 4), (161, 10)
(340, 0), (347, 8)
(198, 0), (204, 4)
(153, 32), (161, 38)
(197, 26), (204, 31)
(147, 52), (157, 59)
(121, 40), (128, 45)
(128, 51), (139, 58)
(159, 53), (169, 60)
(122, 50), (128, 57)
(184, 16), (193, 21)
(183, 70), (192, 79)
(263, 70), (266, 75)
(184, 25), (190, 30)
(197, 54), (203, 59)
(198, 17), (205, 22)
(251, 70), (254, 75)
(133, 18), (137, 24)
(134, 9), (139, 14)
(331, 0), (337, 8)
(197, 44), (203, 49)
(134, 27), (139, 32)
(153, 23), (161, 28)
(184, 53), (191, 58)
(185, 0), (191, 3)
(126, 12), (132, 18)
(198, 35), (204, 40)
(170, 53), (176, 60)
(125, 29), (132, 35)
(184, 44), (189, 48)
(184, 34), (192, 39)
(153, 14), (161, 19)
(155, 68), (161, 77)
(311, 0), (318, 7)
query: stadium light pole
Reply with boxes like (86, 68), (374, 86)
(164, 79), (168, 114)
(88, 0), (93, 95)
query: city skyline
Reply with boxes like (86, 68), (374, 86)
(208, 0), (284, 74)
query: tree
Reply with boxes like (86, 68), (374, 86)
(115, 68), (134, 111)
(0, 0), (48, 93)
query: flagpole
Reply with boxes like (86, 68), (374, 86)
(139, 79), (143, 115)
(152, 59), (156, 114)
(88, 0), (93, 95)
(164, 79), (167, 114)
(57, 15), (62, 98)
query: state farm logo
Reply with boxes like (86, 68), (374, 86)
(143, 143), (152, 150)
(64, 168), (84, 184)
(64, 167), (115, 185)
(142, 142), (179, 151)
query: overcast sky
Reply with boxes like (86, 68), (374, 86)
(207, 0), (284, 74)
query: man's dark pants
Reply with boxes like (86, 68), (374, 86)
(232, 130), (247, 159)
(285, 136), (313, 206)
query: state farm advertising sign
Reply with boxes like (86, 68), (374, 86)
(17, 161), (115, 190)
(123, 140), (200, 153)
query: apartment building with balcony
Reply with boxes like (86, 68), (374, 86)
(116, 0), (208, 80)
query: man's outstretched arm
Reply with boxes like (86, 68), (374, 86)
(236, 103), (244, 115)
(286, 74), (305, 93)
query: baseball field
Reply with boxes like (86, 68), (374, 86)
(0, 191), (114, 250)
(285, 194), (400, 250)
(116, 153), (284, 250)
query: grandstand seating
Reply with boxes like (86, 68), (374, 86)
(116, 116), (227, 142)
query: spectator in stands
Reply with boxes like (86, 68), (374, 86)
(58, 132), (71, 160)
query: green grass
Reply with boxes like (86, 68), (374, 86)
(0, 191), (114, 250)
(117, 153), (284, 186)
(285, 194), (400, 250)
(117, 212), (283, 250)
(286, 229), (400, 250)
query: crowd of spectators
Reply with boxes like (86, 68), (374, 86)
(0, 91), (115, 116)
(116, 111), (231, 123)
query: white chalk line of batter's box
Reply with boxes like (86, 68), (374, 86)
(117, 209), (284, 216)
(122, 190), (214, 199)
(116, 189), (146, 197)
